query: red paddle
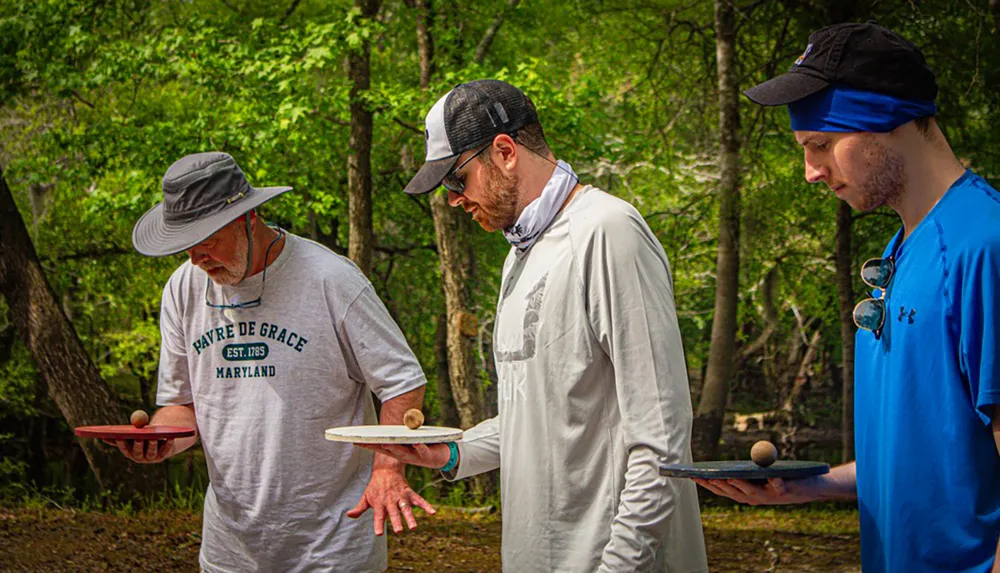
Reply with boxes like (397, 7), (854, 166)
(74, 425), (195, 441)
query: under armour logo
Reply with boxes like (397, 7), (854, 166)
(898, 306), (916, 324)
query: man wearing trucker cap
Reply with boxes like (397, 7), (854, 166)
(362, 79), (709, 572)
(694, 22), (1000, 573)
(121, 151), (432, 572)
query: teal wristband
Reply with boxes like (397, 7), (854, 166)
(440, 442), (459, 473)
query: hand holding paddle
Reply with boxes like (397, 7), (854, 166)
(682, 440), (836, 506)
(101, 410), (174, 464)
(357, 442), (452, 470)
(75, 408), (196, 465)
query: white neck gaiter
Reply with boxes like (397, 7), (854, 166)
(502, 160), (578, 251)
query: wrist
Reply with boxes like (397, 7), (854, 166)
(373, 452), (405, 472)
(439, 442), (459, 472)
(807, 474), (851, 502)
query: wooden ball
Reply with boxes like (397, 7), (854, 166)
(751, 440), (778, 468)
(403, 409), (424, 430)
(130, 410), (149, 429)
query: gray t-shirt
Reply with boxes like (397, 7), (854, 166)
(156, 233), (426, 573)
(451, 187), (708, 572)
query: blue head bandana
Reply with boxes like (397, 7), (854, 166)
(788, 85), (936, 133)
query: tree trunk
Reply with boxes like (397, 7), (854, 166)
(430, 193), (483, 428)
(836, 200), (856, 462)
(825, 0), (863, 465)
(434, 312), (460, 427)
(415, 0), (485, 430)
(692, 0), (742, 460)
(0, 167), (165, 496)
(783, 329), (822, 412)
(414, 0), (434, 89)
(346, 0), (381, 276)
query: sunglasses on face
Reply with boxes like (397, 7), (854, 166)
(441, 143), (492, 194)
(853, 256), (896, 339)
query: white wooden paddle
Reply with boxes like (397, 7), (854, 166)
(324, 425), (463, 445)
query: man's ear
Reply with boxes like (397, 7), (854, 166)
(492, 133), (518, 171)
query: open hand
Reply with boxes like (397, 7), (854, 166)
(346, 466), (436, 535)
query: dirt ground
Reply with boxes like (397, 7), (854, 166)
(0, 506), (859, 572)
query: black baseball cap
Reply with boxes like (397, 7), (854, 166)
(403, 79), (539, 195)
(744, 22), (938, 106)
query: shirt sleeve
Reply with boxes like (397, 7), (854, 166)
(955, 244), (1000, 425)
(576, 206), (695, 571)
(444, 416), (500, 481)
(337, 285), (427, 402)
(156, 280), (193, 406)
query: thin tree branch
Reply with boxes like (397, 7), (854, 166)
(70, 90), (95, 109)
(473, 0), (520, 64)
(216, 0), (243, 16)
(279, 0), (302, 25)
(393, 117), (423, 134)
(41, 247), (133, 263)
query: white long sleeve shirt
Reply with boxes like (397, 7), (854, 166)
(449, 186), (708, 572)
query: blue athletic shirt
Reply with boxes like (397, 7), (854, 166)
(855, 169), (1000, 572)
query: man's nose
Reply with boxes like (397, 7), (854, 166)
(805, 158), (827, 184)
(187, 246), (208, 264)
(447, 190), (464, 207)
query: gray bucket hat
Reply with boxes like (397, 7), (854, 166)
(132, 152), (292, 257)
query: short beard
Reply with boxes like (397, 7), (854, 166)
(856, 135), (906, 212)
(478, 158), (520, 231)
(201, 229), (249, 285)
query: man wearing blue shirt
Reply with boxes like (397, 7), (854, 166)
(694, 22), (1000, 573)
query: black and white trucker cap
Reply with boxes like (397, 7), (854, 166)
(403, 79), (539, 195)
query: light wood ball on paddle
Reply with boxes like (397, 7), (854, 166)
(130, 410), (149, 429)
(751, 440), (778, 468)
(403, 409), (424, 430)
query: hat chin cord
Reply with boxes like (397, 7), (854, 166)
(241, 212), (254, 282)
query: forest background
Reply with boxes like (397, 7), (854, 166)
(1, 0), (998, 507)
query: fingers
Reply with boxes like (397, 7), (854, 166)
(346, 496), (370, 519)
(131, 439), (144, 460)
(399, 501), (417, 530)
(385, 502), (404, 534)
(358, 444), (408, 462)
(694, 477), (793, 506)
(693, 478), (727, 497)
(412, 443), (440, 467)
(693, 478), (755, 503)
(409, 490), (436, 515)
(113, 438), (173, 463)
(115, 439), (132, 459)
(767, 477), (787, 495)
(381, 444), (417, 462)
(373, 504), (385, 536)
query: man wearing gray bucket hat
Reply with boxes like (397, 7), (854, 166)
(367, 80), (709, 572)
(120, 152), (433, 572)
